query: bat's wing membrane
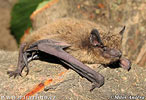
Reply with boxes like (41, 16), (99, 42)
(37, 39), (104, 91)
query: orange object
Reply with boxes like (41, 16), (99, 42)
(58, 70), (67, 76)
(77, 5), (81, 9)
(98, 3), (104, 9)
(21, 79), (52, 100)
(21, 28), (31, 43)
(30, 0), (59, 21)
(21, 70), (67, 100)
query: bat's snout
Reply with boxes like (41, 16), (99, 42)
(102, 47), (122, 59)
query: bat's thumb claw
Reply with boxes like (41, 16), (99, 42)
(90, 83), (100, 92)
(90, 78), (104, 92)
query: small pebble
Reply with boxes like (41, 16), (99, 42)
(121, 88), (125, 92)
(122, 77), (127, 81)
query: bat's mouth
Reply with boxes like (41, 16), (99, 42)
(105, 58), (131, 71)
(101, 47), (131, 71)
(119, 57), (131, 71)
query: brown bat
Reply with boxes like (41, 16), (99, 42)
(7, 18), (131, 91)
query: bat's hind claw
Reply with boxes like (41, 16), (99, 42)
(7, 69), (22, 78)
(25, 67), (29, 76)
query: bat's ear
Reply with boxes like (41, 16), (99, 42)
(89, 29), (104, 47)
(119, 26), (126, 35)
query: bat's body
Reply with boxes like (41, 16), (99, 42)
(25, 18), (122, 64)
(8, 18), (131, 91)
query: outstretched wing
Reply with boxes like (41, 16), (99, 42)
(37, 40), (104, 91)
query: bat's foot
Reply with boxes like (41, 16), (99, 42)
(7, 69), (22, 78)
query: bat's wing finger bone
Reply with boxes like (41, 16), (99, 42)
(37, 42), (104, 91)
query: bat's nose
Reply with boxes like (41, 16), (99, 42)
(109, 49), (122, 58)
(102, 47), (122, 58)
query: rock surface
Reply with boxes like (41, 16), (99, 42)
(0, 51), (145, 100)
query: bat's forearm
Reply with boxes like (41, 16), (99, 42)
(38, 43), (104, 90)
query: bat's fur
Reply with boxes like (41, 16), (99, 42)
(23, 18), (123, 65)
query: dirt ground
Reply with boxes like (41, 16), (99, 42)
(0, 0), (17, 51)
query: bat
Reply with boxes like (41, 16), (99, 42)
(7, 18), (131, 91)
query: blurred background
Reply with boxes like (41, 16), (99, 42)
(0, 0), (145, 67)
(0, 0), (17, 51)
